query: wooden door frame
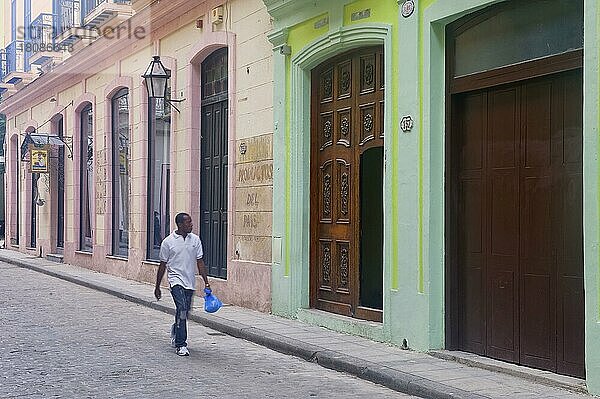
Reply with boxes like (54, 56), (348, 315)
(309, 69), (319, 310)
(444, 21), (584, 349)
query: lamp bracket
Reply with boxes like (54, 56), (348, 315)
(20, 132), (74, 161)
(165, 99), (182, 113)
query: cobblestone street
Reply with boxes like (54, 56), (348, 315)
(0, 262), (413, 398)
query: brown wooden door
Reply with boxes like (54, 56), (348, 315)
(310, 47), (384, 322)
(452, 69), (584, 378)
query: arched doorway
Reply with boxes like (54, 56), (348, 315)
(310, 46), (384, 322)
(200, 47), (228, 279)
(446, 0), (584, 378)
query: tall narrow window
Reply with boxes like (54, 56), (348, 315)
(80, 104), (93, 252)
(30, 173), (38, 247)
(56, 116), (65, 250)
(112, 89), (130, 257)
(147, 94), (171, 260)
(11, 137), (19, 245)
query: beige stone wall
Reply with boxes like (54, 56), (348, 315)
(234, 134), (273, 263)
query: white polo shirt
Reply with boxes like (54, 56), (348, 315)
(159, 230), (204, 290)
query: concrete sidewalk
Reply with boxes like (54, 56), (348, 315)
(0, 248), (593, 399)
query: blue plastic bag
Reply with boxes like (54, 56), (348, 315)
(203, 287), (222, 313)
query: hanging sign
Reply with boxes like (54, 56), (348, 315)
(401, 0), (415, 18)
(29, 145), (49, 173)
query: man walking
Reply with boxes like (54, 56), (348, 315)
(154, 212), (210, 356)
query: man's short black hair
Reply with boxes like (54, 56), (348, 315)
(175, 212), (190, 226)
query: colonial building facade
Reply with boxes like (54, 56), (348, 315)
(3, 0), (600, 395)
(0, 0), (274, 311)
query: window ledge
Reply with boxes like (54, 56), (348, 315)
(106, 255), (128, 262)
(142, 259), (160, 266)
(74, 250), (93, 256)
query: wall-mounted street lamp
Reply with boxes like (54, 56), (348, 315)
(142, 55), (185, 113)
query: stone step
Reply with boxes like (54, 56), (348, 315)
(46, 253), (64, 263)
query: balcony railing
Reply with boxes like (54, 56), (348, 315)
(0, 51), (7, 81)
(82, 0), (131, 20)
(56, 0), (82, 37)
(31, 13), (56, 50)
(5, 41), (25, 77)
(29, 13), (64, 66)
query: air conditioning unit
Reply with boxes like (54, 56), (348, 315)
(211, 6), (224, 24)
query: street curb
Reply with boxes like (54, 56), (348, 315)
(429, 350), (588, 395)
(1, 253), (484, 399)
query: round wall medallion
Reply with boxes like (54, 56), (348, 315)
(401, 0), (415, 18)
(400, 115), (414, 132)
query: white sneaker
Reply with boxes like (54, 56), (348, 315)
(176, 346), (190, 356)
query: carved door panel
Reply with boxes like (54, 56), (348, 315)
(311, 47), (384, 321)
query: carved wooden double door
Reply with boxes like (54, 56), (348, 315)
(310, 47), (384, 322)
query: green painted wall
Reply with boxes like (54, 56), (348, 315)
(582, 0), (600, 394)
(267, 0), (600, 393)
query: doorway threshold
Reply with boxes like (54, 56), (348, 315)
(296, 308), (385, 343)
(428, 350), (587, 394)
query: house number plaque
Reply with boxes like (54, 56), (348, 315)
(401, 0), (415, 18)
(401, 115), (414, 132)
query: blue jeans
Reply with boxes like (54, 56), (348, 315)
(170, 285), (194, 348)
